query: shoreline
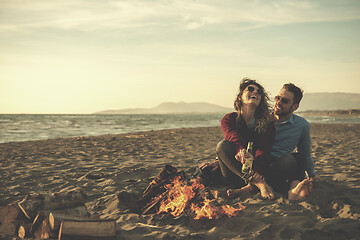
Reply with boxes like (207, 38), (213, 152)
(1, 124), (359, 239)
(298, 109), (360, 117)
(1, 122), (360, 145)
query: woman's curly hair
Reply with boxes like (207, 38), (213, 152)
(234, 78), (274, 133)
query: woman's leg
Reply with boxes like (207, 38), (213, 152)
(217, 140), (274, 199)
(216, 140), (246, 187)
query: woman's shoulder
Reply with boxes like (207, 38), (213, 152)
(221, 112), (238, 125)
(223, 112), (238, 119)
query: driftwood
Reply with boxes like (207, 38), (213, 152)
(58, 219), (116, 239)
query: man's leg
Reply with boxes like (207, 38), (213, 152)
(287, 153), (312, 200)
(288, 178), (312, 200)
(266, 155), (298, 194)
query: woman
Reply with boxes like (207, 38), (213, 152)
(216, 78), (276, 200)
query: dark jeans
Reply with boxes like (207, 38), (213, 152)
(216, 140), (306, 193)
(266, 153), (306, 194)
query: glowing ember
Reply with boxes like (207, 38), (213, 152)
(157, 176), (245, 219)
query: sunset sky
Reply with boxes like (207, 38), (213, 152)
(1, 0), (359, 114)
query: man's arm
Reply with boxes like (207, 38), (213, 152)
(297, 121), (316, 177)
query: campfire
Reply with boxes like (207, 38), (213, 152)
(139, 165), (245, 220)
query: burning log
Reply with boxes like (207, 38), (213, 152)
(141, 190), (170, 215)
(57, 219), (116, 239)
(140, 164), (179, 204)
(139, 165), (246, 220)
(139, 165), (188, 214)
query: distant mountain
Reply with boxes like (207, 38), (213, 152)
(298, 93), (360, 111)
(94, 102), (233, 114)
(94, 93), (360, 114)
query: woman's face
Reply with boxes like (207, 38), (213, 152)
(240, 84), (262, 107)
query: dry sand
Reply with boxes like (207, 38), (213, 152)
(0, 124), (359, 239)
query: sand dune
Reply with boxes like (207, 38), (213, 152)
(0, 124), (359, 239)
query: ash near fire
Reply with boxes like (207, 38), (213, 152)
(137, 165), (245, 220)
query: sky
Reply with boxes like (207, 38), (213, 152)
(1, 0), (360, 114)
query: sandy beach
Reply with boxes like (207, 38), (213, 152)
(1, 123), (359, 239)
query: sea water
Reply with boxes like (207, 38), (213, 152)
(0, 114), (359, 143)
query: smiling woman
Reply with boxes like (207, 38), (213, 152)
(206, 78), (277, 200)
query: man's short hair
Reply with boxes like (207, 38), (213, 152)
(282, 83), (303, 104)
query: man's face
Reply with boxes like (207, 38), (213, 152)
(274, 88), (298, 119)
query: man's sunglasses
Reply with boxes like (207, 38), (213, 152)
(275, 95), (290, 104)
(247, 86), (263, 95)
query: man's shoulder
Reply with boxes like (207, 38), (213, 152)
(293, 114), (310, 127)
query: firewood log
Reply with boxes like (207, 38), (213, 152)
(139, 166), (185, 207)
(48, 208), (94, 232)
(0, 204), (20, 223)
(0, 222), (17, 236)
(141, 190), (170, 215)
(31, 212), (45, 235)
(57, 219), (116, 239)
(17, 191), (88, 222)
(42, 190), (87, 210)
(18, 224), (31, 239)
(142, 164), (178, 196)
(33, 218), (52, 239)
(140, 165), (178, 201)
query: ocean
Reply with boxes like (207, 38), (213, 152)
(1, 114), (359, 144)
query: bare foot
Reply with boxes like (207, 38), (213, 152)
(288, 179), (312, 200)
(254, 180), (275, 200)
(227, 184), (254, 198)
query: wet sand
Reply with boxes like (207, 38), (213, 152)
(1, 124), (359, 239)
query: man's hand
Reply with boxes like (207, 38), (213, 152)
(310, 175), (321, 181)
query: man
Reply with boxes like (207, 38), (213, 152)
(269, 83), (319, 200)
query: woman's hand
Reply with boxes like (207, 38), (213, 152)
(235, 148), (254, 164)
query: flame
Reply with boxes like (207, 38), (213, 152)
(157, 176), (245, 219)
(191, 198), (245, 220)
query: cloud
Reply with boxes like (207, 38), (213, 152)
(0, 0), (359, 33)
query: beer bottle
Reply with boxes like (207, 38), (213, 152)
(241, 142), (253, 175)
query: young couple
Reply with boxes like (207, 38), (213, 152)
(216, 78), (319, 200)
